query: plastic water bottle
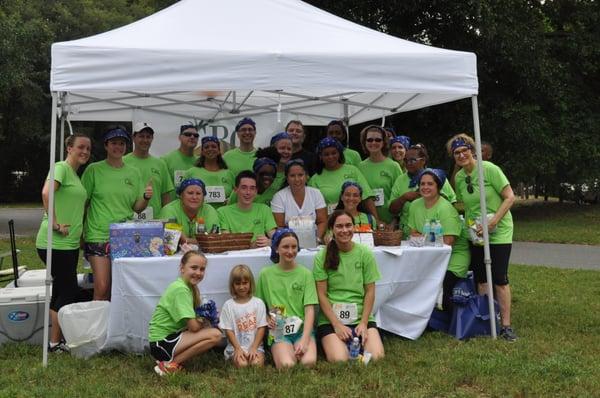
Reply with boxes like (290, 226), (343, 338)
(423, 220), (432, 246)
(270, 311), (285, 343)
(349, 337), (361, 360)
(434, 221), (444, 247)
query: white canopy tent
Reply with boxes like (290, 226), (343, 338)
(44, 0), (496, 365)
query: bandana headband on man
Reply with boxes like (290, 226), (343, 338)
(235, 117), (256, 132)
(180, 123), (197, 134)
(451, 138), (472, 153)
(177, 178), (207, 196)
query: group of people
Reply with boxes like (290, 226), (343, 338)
(35, 115), (516, 367)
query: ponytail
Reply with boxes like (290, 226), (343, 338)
(180, 250), (206, 308)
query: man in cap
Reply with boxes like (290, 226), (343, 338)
(222, 117), (257, 176)
(123, 122), (174, 220)
(161, 123), (199, 191)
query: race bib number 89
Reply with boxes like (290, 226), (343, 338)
(332, 303), (358, 325)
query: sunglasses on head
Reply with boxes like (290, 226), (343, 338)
(181, 132), (200, 138)
(366, 137), (383, 143)
(465, 175), (474, 194)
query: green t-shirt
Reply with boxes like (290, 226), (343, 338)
(313, 243), (381, 326)
(222, 148), (256, 177)
(123, 153), (174, 217)
(159, 199), (219, 238)
(359, 158), (403, 224)
(160, 149), (198, 190)
(148, 277), (196, 342)
(343, 148), (362, 166)
(354, 212), (376, 230)
(407, 197), (470, 278)
(81, 160), (143, 243)
(390, 173), (456, 237)
(308, 164), (373, 208)
(228, 172), (285, 207)
(183, 167), (235, 209)
(256, 264), (318, 321)
(217, 203), (277, 241)
(35, 161), (87, 250)
(455, 161), (513, 244)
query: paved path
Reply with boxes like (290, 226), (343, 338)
(1, 208), (599, 270)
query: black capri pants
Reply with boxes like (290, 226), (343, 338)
(469, 243), (512, 286)
(37, 248), (80, 312)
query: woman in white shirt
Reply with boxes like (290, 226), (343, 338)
(271, 159), (327, 242)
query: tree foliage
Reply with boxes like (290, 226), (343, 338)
(0, 0), (597, 201)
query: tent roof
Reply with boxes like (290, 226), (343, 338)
(50, 0), (478, 125)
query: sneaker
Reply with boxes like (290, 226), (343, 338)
(499, 326), (518, 342)
(153, 361), (182, 376)
(48, 340), (70, 353)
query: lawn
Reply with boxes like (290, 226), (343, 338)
(1, 237), (599, 397)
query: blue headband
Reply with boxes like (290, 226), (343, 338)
(103, 128), (130, 142)
(270, 132), (291, 146)
(180, 123), (197, 134)
(235, 117), (256, 132)
(270, 228), (299, 263)
(417, 168), (447, 189)
(284, 159), (306, 175)
(201, 136), (220, 146)
(177, 178), (207, 196)
(391, 135), (411, 150)
(451, 138), (472, 152)
(341, 180), (363, 196)
(316, 137), (344, 155)
(253, 157), (277, 173)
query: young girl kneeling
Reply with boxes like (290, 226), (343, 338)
(219, 264), (268, 367)
(256, 228), (318, 368)
(148, 251), (222, 375)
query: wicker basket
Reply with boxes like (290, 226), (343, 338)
(195, 233), (254, 253)
(373, 230), (403, 246)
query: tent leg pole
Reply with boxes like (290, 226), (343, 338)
(59, 114), (65, 161)
(43, 92), (59, 367)
(471, 95), (497, 339)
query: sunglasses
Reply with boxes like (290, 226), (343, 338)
(465, 175), (474, 194)
(366, 137), (383, 143)
(181, 132), (200, 138)
(405, 157), (423, 165)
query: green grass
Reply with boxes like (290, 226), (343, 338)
(512, 201), (600, 245)
(1, 237), (599, 396)
(0, 202), (42, 208)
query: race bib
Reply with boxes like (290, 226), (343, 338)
(174, 170), (186, 188)
(332, 303), (358, 325)
(327, 203), (338, 215)
(283, 316), (303, 336)
(373, 188), (385, 207)
(133, 207), (153, 221)
(205, 186), (226, 203)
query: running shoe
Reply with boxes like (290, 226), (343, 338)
(499, 326), (518, 342)
(154, 361), (182, 376)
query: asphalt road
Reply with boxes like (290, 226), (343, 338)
(1, 208), (598, 270)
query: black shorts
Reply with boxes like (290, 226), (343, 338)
(37, 248), (80, 312)
(316, 321), (378, 341)
(83, 242), (110, 258)
(469, 243), (512, 286)
(149, 331), (183, 362)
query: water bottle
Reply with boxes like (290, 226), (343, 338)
(349, 337), (361, 360)
(434, 220), (444, 247)
(270, 311), (285, 343)
(423, 220), (432, 246)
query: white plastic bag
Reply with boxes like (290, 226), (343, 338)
(58, 301), (110, 359)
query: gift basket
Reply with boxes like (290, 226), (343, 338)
(195, 232), (254, 253)
(373, 230), (403, 246)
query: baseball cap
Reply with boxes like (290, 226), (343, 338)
(134, 122), (154, 134)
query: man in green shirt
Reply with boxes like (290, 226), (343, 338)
(124, 122), (174, 220)
(217, 170), (277, 247)
(161, 123), (199, 191)
(223, 117), (257, 177)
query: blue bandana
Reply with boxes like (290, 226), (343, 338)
(270, 132), (291, 146)
(284, 159), (306, 175)
(270, 228), (299, 263)
(201, 136), (220, 146)
(253, 157), (277, 174)
(341, 180), (363, 196)
(180, 123), (196, 134)
(451, 138), (472, 153)
(103, 128), (130, 143)
(316, 137), (344, 155)
(391, 135), (411, 150)
(177, 178), (206, 196)
(235, 117), (256, 132)
(417, 168), (447, 189)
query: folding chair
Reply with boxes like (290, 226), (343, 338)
(0, 220), (28, 285)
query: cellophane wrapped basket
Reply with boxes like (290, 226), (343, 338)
(195, 233), (254, 253)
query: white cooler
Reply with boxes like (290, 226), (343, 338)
(0, 286), (48, 345)
(5, 269), (47, 288)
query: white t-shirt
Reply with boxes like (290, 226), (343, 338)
(271, 186), (326, 224)
(218, 296), (268, 359)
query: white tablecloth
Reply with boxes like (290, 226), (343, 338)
(104, 245), (451, 353)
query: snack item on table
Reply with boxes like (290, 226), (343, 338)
(163, 223), (182, 255)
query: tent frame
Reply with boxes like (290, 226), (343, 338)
(42, 91), (496, 367)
